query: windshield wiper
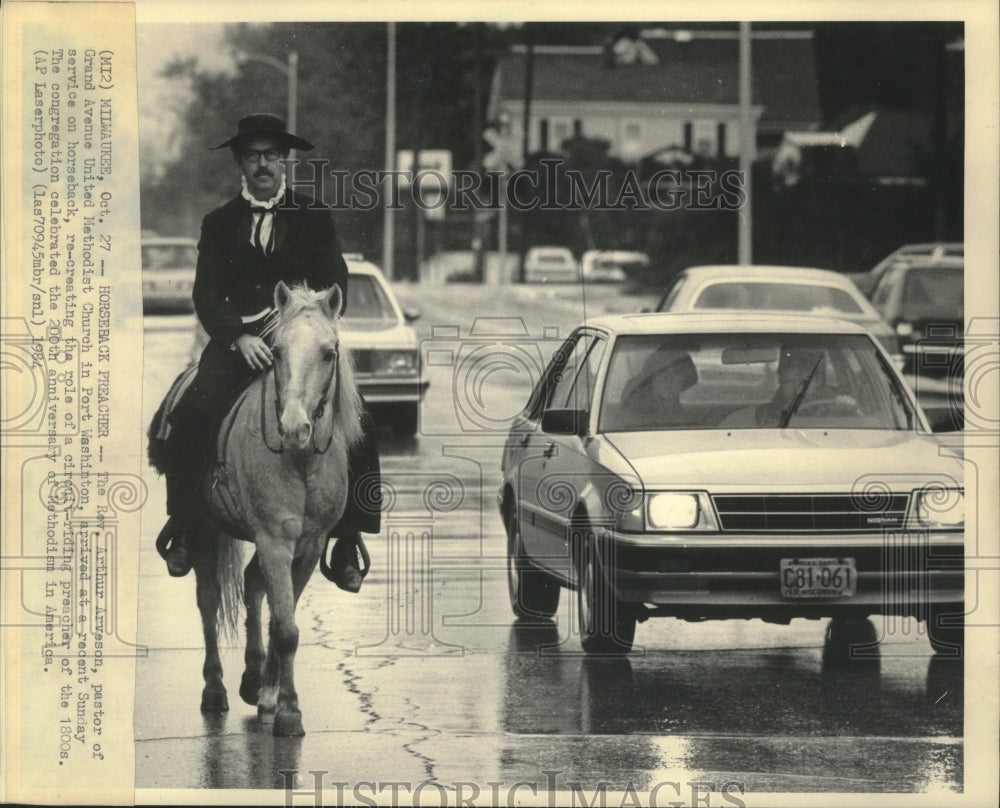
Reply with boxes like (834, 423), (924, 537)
(779, 356), (823, 429)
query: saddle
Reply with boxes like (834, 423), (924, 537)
(146, 362), (200, 474)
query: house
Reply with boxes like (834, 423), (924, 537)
(488, 27), (821, 164)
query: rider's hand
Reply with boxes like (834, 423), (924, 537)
(233, 334), (272, 371)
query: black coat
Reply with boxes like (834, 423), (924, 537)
(193, 189), (349, 345)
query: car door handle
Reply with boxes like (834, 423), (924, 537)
(543, 442), (556, 458)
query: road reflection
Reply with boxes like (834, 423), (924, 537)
(499, 617), (962, 741)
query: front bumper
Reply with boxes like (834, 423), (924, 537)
(602, 530), (965, 619)
(356, 377), (430, 404)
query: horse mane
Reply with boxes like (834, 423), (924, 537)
(271, 283), (364, 450)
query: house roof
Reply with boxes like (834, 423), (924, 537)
(495, 31), (821, 130)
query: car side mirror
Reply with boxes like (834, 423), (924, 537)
(541, 408), (588, 436)
(402, 307), (422, 323)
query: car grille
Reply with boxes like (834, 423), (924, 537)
(350, 349), (374, 374)
(711, 494), (910, 532)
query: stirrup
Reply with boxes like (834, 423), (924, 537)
(320, 534), (371, 593)
(155, 517), (193, 578)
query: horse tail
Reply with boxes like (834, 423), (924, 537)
(215, 533), (244, 643)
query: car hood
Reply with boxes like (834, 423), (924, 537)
(603, 429), (962, 490)
(340, 320), (416, 348)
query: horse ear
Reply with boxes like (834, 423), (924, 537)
(323, 284), (343, 318)
(274, 281), (292, 312)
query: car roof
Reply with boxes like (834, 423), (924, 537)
(886, 259), (964, 273)
(582, 311), (873, 336)
(678, 265), (850, 284)
(345, 258), (387, 278)
(141, 236), (198, 246)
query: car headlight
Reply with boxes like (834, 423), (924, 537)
(914, 487), (964, 528)
(375, 350), (418, 375)
(618, 491), (719, 532)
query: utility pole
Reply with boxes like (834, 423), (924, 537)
(383, 22), (397, 280)
(471, 23), (486, 282)
(738, 22), (753, 265)
(517, 28), (534, 283)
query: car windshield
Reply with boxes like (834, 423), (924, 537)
(343, 274), (397, 322)
(599, 332), (913, 431)
(142, 243), (197, 269)
(693, 282), (864, 314)
(900, 266), (963, 320)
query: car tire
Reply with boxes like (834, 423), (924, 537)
(577, 530), (635, 655)
(506, 516), (560, 620)
(821, 617), (879, 667)
(927, 604), (964, 657)
(391, 403), (419, 439)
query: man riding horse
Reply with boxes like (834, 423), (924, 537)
(155, 112), (379, 592)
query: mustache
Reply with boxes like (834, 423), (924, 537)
(254, 168), (274, 178)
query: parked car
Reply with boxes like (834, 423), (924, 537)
(656, 265), (901, 364)
(340, 257), (429, 438)
(499, 312), (964, 655)
(870, 260), (964, 431)
(580, 250), (648, 283)
(848, 242), (963, 298)
(190, 256), (429, 438)
(523, 246), (579, 283)
(141, 236), (198, 313)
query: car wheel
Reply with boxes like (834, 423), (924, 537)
(506, 516), (560, 619)
(576, 531), (635, 655)
(822, 617), (878, 667)
(391, 402), (419, 439)
(927, 604), (964, 657)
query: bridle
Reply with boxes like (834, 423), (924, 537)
(262, 345), (340, 455)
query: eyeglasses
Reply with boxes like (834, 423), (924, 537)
(240, 149), (284, 163)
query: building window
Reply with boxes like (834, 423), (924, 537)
(624, 121), (642, 141)
(684, 122), (693, 152)
(717, 122), (727, 157)
(539, 119), (549, 152)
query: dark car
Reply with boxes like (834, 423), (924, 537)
(870, 261), (964, 431)
(848, 243), (963, 298)
(141, 237), (198, 313)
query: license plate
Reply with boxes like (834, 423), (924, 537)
(780, 558), (856, 598)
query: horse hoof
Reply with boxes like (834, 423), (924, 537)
(257, 705), (276, 724)
(273, 711), (305, 737)
(201, 690), (229, 713)
(239, 672), (261, 705)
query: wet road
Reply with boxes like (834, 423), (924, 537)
(134, 283), (963, 797)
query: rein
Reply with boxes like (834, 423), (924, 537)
(262, 351), (340, 455)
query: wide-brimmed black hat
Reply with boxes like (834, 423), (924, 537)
(212, 112), (314, 151)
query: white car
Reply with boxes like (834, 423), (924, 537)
(523, 246), (579, 283)
(656, 264), (901, 364)
(581, 250), (648, 283)
(340, 257), (428, 438)
(499, 312), (964, 656)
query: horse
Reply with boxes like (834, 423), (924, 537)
(148, 281), (363, 736)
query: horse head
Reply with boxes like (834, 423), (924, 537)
(271, 281), (348, 452)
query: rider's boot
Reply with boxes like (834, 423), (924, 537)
(319, 407), (380, 592)
(156, 410), (209, 577)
